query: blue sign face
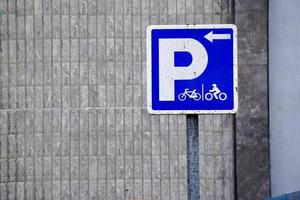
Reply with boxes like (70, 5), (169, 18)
(147, 25), (238, 114)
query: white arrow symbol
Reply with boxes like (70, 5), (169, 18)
(204, 31), (231, 42)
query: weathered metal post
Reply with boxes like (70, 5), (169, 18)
(187, 114), (200, 200)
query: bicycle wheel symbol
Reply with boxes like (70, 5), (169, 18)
(178, 93), (187, 101)
(193, 93), (201, 101)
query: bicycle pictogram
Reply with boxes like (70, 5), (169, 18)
(178, 89), (201, 101)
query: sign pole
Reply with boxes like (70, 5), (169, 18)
(187, 114), (200, 200)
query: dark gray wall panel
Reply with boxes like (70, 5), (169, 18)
(235, 0), (270, 199)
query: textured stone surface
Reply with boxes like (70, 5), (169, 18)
(0, 0), (235, 199)
(199, 114), (235, 200)
(235, 0), (270, 199)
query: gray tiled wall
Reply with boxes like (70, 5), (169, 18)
(0, 0), (234, 199)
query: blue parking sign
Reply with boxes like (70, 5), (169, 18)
(147, 25), (238, 114)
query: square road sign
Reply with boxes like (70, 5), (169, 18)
(147, 24), (238, 114)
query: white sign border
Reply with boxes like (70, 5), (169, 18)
(147, 24), (238, 114)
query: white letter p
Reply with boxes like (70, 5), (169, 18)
(159, 38), (208, 101)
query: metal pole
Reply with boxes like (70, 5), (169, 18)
(187, 114), (200, 200)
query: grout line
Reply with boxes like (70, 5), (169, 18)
(50, 0), (54, 198)
(184, 0), (186, 23)
(184, 0), (189, 198)
(166, 2), (171, 200)
(87, 110), (90, 199)
(51, 68), (54, 199)
(194, 0), (196, 23)
(113, 0), (116, 109)
(232, 114), (236, 200)
(95, 0), (99, 198)
(41, 0), (45, 198)
(22, 2), (27, 197)
(203, 119), (207, 198)
(0, 154), (233, 159)
(221, 116), (225, 197)
(105, 109), (108, 200)
(23, 113), (27, 200)
(68, 0), (72, 197)
(231, 1), (237, 199)
(0, 58), (262, 66)
(0, 177), (233, 184)
(123, 109), (125, 199)
(150, 114), (153, 199)
(157, 1), (162, 199)
(104, 0), (107, 117)
(0, 106), (150, 111)
(141, 109), (144, 199)
(104, 0), (108, 198)
(114, 109), (116, 198)
(0, 5), (2, 109)
(5, 0), (10, 197)
(14, 0), (19, 198)
(113, 0), (117, 198)
(132, 109), (135, 199)
(168, 116), (171, 200)
(140, 0), (144, 199)
(201, 3), (205, 200)
(131, 0), (135, 197)
(59, 0), (63, 197)
(159, 116), (162, 200)
(96, 110), (99, 199)
(202, 0), (205, 23)
(77, 0), (81, 198)
(0, 153), (234, 159)
(6, 1), (10, 111)
(148, 0), (153, 198)
(177, 115), (180, 199)
(122, 0), (126, 198)
(87, 3), (90, 200)
(175, 1), (180, 199)
(32, 0), (37, 198)
(213, 116), (216, 200)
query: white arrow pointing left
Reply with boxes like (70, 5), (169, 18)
(204, 31), (231, 42)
